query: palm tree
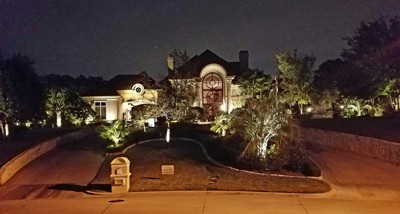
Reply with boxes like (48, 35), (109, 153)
(240, 71), (272, 99)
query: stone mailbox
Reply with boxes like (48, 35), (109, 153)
(110, 157), (131, 193)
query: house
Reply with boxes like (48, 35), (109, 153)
(167, 49), (249, 119)
(82, 71), (161, 124)
(83, 49), (249, 122)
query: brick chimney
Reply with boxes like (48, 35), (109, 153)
(239, 51), (249, 70)
(167, 55), (174, 70)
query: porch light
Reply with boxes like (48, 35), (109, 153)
(306, 107), (313, 112)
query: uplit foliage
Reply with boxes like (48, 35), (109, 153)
(224, 94), (306, 169)
(45, 88), (70, 127)
(381, 78), (400, 112)
(276, 50), (316, 115)
(239, 69), (272, 99)
(98, 120), (130, 148)
(45, 87), (95, 127)
(211, 113), (233, 136)
(340, 97), (373, 118)
(130, 104), (158, 132)
(157, 49), (196, 124)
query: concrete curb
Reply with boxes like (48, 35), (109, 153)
(0, 128), (95, 185)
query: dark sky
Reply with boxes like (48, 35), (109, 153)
(1, 0), (399, 80)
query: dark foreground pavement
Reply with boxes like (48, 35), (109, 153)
(1, 136), (400, 213)
(1, 191), (400, 214)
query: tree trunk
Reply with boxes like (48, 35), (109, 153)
(56, 112), (62, 127)
(0, 121), (5, 140)
(166, 121), (170, 143)
(299, 103), (304, 115)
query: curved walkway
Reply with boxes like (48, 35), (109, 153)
(307, 142), (400, 201)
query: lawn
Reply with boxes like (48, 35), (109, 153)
(299, 117), (400, 143)
(91, 139), (330, 193)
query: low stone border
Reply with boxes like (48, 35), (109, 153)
(296, 126), (400, 166)
(0, 128), (95, 185)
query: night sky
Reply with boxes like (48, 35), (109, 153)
(1, 0), (399, 80)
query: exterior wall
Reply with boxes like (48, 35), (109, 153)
(106, 99), (118, 120)
(83, 96), (120, 121)
(296, 126), (400, 166)
(230, 84), (245, 112)
(84, 89), (158, 121)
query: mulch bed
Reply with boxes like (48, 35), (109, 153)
(92, 139), (330, 193)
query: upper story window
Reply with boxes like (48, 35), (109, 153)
(94, 101), (106, 119)
(202, 72), (223, 118)
(132, 84), (145, 95)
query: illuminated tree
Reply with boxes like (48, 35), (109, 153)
(276, 50), (316, 114)
(239, 69), (272, 99)
(45, 87), (95, 127)
(44, 88), (70, 127)
(130, 104), (158, 132)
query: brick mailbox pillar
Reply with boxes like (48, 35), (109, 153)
(110, 157), (131, 193)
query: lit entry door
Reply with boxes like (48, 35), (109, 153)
(202, 72), (223, 119)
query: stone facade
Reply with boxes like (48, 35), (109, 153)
(296, 127), (400, 166)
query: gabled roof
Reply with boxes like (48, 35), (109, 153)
(171, 49), (242, 79)
(82, 71), (161, 97)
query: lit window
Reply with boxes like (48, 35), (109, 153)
(94, 101), (106, 119)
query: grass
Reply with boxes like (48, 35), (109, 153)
(93, 138), (330, 193)
(299, 117), (400, 143)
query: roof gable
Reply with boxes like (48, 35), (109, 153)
(173, 49), (242, 78)
(82, 71), (160, 97)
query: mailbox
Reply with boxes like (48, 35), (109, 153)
(110, 157), (131, 193)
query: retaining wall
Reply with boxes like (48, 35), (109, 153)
(0, 128), (95, 185)
(296, 127), (400, 166)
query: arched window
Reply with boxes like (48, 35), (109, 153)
(202, 72), (223, 119)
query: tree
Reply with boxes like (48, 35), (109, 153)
(66, 93), (96, 126)
(230, 94), (306, 169)
(0, 54), (43, 136)
(170, 49), (190, 70)
(44, 87), (95, 127)
(276, 50), (316, 114)
(157, 49), (196, 125)
(130, 104), (158, 132)
(239, 69), (272, 99)
(339, 15), (400, 99)
(44, 88), (70, 127)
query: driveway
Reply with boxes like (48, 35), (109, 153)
(306, 142), (400, 201)
(0, 134), (106, 200)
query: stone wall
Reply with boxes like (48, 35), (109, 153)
(296, 127), (400, 166)
(0, 128), (95, 185)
